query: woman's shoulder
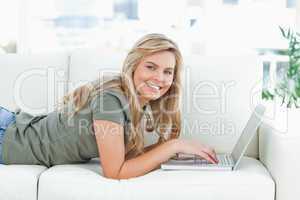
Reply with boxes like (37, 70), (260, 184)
(90, 87), (131, 120)
(89, 75), (126, 104)
(103, 87), (128, 105)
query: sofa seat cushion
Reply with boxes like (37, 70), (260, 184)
(38, 157), (274, 200)
(0, 164), (47, 200)
(124, 157), (274, 200)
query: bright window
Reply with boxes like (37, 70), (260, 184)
(0, 0), (297, 55)
(0, 0), (19, 53)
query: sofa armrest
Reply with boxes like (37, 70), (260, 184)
(259, 122), (300, 200)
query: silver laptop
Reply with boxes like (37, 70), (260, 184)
(161, 104), (266, 171)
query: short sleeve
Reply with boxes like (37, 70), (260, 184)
(90, 93), (126, 125)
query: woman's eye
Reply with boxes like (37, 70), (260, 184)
(165, 71), (173, 75)
(146, 65), (155, 70)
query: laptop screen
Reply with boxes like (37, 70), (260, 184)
(231, 104), (265, 164)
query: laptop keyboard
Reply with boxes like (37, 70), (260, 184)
(195, 154), (233, 166)
(217, 155), (233, 166)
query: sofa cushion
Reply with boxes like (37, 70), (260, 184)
(38, 157), (274, 200)
(38, 158), (122, 200)
(0, 164), (47, 200)
(0, 53), (68, 115)
(68, 48), (126, 91)
(181, 55), (262, 158)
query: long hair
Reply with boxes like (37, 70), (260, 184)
(57, 33), (183, 159)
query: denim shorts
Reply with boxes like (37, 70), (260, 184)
(0, 106), (16, 164)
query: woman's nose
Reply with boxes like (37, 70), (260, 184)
(153, 71), (165, 82)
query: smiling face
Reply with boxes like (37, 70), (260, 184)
(133, 50), (176, 106)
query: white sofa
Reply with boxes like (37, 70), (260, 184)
(0, 49), (298, 200)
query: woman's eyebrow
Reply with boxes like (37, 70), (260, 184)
(145, 61), (175, 70)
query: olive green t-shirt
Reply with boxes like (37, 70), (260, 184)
(1, 88), (131, 167)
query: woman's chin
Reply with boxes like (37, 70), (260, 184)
(140, 92), (161, 101)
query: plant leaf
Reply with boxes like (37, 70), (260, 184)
(279, 26), (286, 38)
(287, 28), (291, 38)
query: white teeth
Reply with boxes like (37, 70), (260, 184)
(147, 82), (160, 90)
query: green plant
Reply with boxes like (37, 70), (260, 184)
(262, 90), (274, 101)
(262, 27), (300, 108)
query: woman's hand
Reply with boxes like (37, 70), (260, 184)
(174, 139), (219, 164)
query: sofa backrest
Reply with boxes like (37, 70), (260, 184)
(0, 51), (262, 158)
(68, 49), (262, 158)
(0, 53), (68, 115)
(182, 55), (261, 158)
(68, 48), (127, 91)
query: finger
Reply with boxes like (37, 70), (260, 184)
(203, 148), (218, 163)
(199, 152), (217, 164)
(211, 149), (219, 163)
(207, 152), (219, 164)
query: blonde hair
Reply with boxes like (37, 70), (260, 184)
(58, 33), (183, 159)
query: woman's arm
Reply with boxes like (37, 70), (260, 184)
(93, 119), (178, 180)
(143, 138), (163, 153)
(93, 119), (217, 180)
(117, 139), (177, 179)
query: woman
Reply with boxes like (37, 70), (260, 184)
(0, 33), (218, 179)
